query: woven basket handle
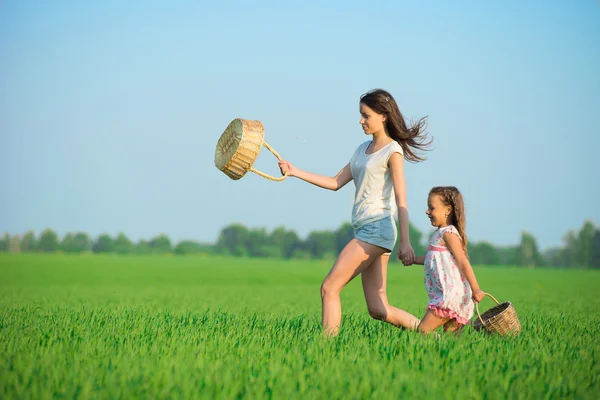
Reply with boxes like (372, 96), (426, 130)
(475, 292), (500, 326)
(249, 141), (288, 182)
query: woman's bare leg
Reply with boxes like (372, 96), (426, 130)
(361, 254), (421, 330)
(320, 239), (385, 336)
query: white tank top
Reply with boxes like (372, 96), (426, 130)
(349, 140), (404, 229)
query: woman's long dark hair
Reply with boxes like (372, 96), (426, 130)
(360, 89), (432, 162)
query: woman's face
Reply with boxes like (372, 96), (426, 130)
(359, 103), (386, 135)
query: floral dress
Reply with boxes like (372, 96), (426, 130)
(424, 225), (473, 325)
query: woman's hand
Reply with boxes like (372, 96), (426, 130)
(278, 160), (297, 177)
(398, 242), (415, 266)
(472, 289), (485, 303)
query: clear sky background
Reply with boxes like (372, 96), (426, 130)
(1, 0), (599, 250)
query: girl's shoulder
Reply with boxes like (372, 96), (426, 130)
(429, 228), (444, 244)
(441, 225), (461, 239)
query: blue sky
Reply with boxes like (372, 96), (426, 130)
(1, 0), (599, 250)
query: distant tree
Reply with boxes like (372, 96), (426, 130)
(304, 230), (335, 259)
(174, 240), (211, 255)
(281, 230), (301, 259)
(291, 247), (312, 259)
(60, 233), (75, 252)
(408, 222), (427, 256)
(245, 228), (270, 257)
(0, 233), (9, 252)
(334, 222), (354, 254)
(497, 246), (518, 266)
(9, 235), (21, 253)
(71, 232), (91, 253)
(38, 229), (59, 252)
(267, 227), (286, 258)
(21, 231), (37, 252)
(578, 221), (595, 268)
(135, 239), (151, 254)
(543, 247), (565, 267)
(556, 221), (597, 268)
(469, 242), (500, 265)
(149, 234), (171, 253)
(216, 224), (249, 256)
(560, 230), (580, 267)
(590, 230), (600, 269)
(269, 227), (301, 259)
(61, 232), (90, 253)
(516, 231), (545, 267)
(114, 232), (134, 254)
(93, 234), (115, 253)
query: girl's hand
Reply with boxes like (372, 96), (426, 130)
(278, 160), (297, 177)
(398, 243), (415, 266)
(472, 289), (485, 303)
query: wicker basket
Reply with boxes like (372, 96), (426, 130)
(472, 293), (521, 336)
(214, 118), (287, 181)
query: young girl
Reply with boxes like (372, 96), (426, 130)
(278, 89), (431, 336)
(412, 186), (485, 335)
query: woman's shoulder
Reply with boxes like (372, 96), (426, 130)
(382, 141), (404, 165)
(358, 140), (371, 150)
(352, 140), (371, 153)
(387, 140), (404, 155)
(350, 141), (371, 160)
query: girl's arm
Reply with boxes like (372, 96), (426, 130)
(278, 161), (353, 191)
(413, 256), (426, 265)
(443, 232), (485, 302)
(388, 152), (415, 264)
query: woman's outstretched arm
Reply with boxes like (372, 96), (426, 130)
(278, 161), (353, 191)
(389, 152), (415, 265)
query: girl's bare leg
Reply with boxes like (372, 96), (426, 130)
(361, 254), (421, 330)
(443, 319), (465, 336)
(417, 310), (449, 335)
(320, 239), (385, 336)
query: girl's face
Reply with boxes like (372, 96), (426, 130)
(426, 194), (451, 228)
(359, 103), (386, 135)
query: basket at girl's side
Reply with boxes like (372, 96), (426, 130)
(472, 293), (521, 336)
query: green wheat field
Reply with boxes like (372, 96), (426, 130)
(1, 253), (598, 399)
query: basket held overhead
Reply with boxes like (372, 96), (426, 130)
(214, 118), (287, 181)
(472, 293), (521, 336)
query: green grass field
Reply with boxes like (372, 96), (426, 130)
(1, 253), (598, 399)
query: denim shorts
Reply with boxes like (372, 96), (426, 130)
(354, 216), (398, 254)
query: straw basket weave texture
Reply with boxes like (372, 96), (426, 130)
(214, 118), (286, 181)
(472, 293), (521, 336)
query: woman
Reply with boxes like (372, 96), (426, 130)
(279, 89), (432, 336)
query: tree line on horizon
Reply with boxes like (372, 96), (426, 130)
(1, 220), (599, 268)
